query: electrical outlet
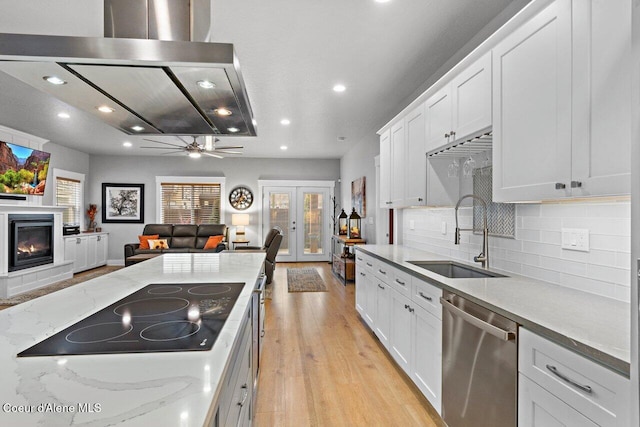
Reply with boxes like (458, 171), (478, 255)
(561, 228), (590, 252)
(441, 221), (447, 235)
(368, 216), (374, 225)
(409, 220), (415, 230)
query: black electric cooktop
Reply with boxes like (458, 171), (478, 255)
(18, 282), (246, 357)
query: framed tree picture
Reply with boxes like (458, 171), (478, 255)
(351, 176), (366, 217)
(102, 183), (145, 223)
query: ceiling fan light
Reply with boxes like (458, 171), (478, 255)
(189, 152), (201, 158)
(228, 127), (239, 133)
(214, 108), (232, 116)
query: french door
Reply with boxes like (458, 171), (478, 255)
(261, 185), (332, 262)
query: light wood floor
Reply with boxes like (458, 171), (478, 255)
(254, 262), (443, 427)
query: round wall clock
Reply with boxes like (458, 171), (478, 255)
(229, 186), (253, 210)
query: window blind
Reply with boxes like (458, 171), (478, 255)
(56, 177), (82, 226)
(160, 183), (221, 224)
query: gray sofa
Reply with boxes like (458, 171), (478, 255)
(124, 224), (228, 266)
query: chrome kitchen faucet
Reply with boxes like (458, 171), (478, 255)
(454, 194), (490, 269)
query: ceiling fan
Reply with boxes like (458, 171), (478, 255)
(140, 136), (243, 159)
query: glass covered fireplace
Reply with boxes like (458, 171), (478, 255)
(8, 214), (54, 272)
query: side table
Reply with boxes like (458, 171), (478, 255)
(232, 239), (250, 249)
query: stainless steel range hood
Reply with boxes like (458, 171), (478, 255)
(0, 1), (256, 136)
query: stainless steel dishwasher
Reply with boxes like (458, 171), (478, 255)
(440, 291), (518, 427)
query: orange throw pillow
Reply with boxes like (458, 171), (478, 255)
(138, 234), (160, 250)
(204, 235), (224, 250)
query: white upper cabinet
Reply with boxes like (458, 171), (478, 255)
(425, 86), (452, 151)
(390, 121), (406, 206)
(404, 103), (427, 206)
(450, 52), (492, 142)
(570, 0), (631, 197)
(379, 129), (391, 208)
(493, 0), (631, 202)
(492, 0), (573, 202)
(426, 52), (492, 153)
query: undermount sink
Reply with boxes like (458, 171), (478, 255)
(407, 261), (507, 279)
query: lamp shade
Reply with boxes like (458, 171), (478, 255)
(231, 214), (250, 226)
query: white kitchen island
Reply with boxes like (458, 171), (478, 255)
(0, 252), (265, 427)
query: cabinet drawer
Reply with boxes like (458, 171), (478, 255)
(355, 251), (374, 272)
(390, 268), (411, 297)
(519, 328), (629, 426)
(374, 259), (393, 283)
(411, 277), (442, 319)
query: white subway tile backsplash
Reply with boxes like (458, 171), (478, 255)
(403, 201), (630, 302)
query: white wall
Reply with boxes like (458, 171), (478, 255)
(403, 201), (631, 302)
(41, 142), (90, 207)
(340, 134), (379, 243)
(87, 155), (340, 263)
(0, 0), (103, 37)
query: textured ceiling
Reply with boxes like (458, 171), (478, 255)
(0, 0), (523, 159)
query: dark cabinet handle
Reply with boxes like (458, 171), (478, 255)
(359, 272), (366, 277)
(571, 181), (582, 188)
(404, 304), (410, 309)
(546, 365), (592, 393)
(419, 292), (432, 301)
(409, 307), (414, 313)
(395, 279), (406, 286)
(378, 284), (385, 290)
(555, 183), (566, 190)
(378, 269), (387, 275)
(366, 262), (373, 267)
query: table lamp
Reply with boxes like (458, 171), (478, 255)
(232, 213), (250, 239)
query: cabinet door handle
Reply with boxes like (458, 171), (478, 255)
(360, 272), (366, 277)
(418, 292), (432, 301)
(366, 262), (373, 267)
(546, 365), (592, 394)
(378, 269), (387, 275)
(404, 304), (410, 310)
(238, 384), (249, 406)
(261, 330), (265, 338)
(409, 307), (414, 313)
(97, 236), (101, 242)
(450, 130), (456, 137)
(555, 183), (566, 190)
(357, 257), (363, 261)
(417, 198), (423, 202)
(571, 181), (582, 188)
(444, 133), (450, 139)
(76, 238), (81, 244)
(378, 284), (385, 290)
(395, 279), (406, 286)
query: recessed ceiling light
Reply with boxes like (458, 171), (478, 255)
(252, 119), (257, 126)
(228, 127), (239, 133)
(189, 152), (202, 158)
(57, 112), (70, 119)
(43, 76), (66, 85)
(333, 84), (346, 92)
(280, 119), (290, 125)
(214, 108), (232, 116)
(375, 0), (391, 3)
(97, 105), (115, 113)
(122, 141), (132, 148)
(280, 145), (288, 150)
(197, 80), (216, 89)
(131, 125), (144, 132)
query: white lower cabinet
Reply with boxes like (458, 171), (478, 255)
(63, 233), (108, 273)
(518, 328), (630, 427)
(389, 287), (412, 372)
(411, 304), (442, 414)
(355, 252), (442, 414)
(519, 374), (597, 427)
(374, 279), (391, 348)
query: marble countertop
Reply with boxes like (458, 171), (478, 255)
(0, 252), (265, 426)
(357, 245), (630, 376)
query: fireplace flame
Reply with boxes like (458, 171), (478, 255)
(29, 245), (35, 253)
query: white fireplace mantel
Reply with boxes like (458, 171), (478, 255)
(0, 204), (73, 298)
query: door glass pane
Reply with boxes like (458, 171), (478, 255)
(269, 193), (290, 254)
(303, 192), (324, 254)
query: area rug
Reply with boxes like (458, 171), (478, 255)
(0, 266), (123, 307)
(287, 268), (328, 292)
